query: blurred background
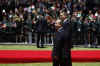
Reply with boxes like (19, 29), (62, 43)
(0, 0), (100, 48)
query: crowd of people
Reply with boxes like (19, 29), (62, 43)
(0, 0), (100, 48)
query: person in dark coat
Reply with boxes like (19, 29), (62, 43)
(97, 16), (100, 47)
(76, 17), (83, 44)
(14, 15), (22, 43)
(52, 13), (72, 66)
(83, 18), (90, 47)
(35, 15), (48, 48)
(89, 19), (98, 48)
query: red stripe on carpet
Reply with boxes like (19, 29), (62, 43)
(0, 50), (100, 63)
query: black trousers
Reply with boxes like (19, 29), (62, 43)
(52, 31), (72, 66)
(36, 32), (45, 48)
(89, 31), (97, 47)
(52, 49), (72, 66)
(97, 34), (100, 46)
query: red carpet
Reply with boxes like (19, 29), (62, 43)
(0, 50), (100, 63)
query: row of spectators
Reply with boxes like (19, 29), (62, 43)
(0, 0), (100, 48)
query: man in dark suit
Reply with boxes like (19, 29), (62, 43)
(52, 12), (72, 66)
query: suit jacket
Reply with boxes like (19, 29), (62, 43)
(52, 19), (72, 57)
